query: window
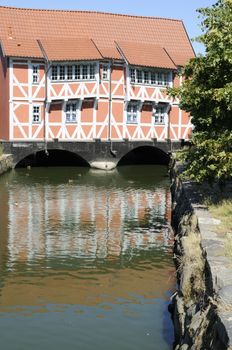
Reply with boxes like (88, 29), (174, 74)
(59, 65), (65, 80)
(137, 70), (143, 83)
(51, 66), (58, 80)
(66, 102), (78, 123)
(67, 65), (73, 80)
(157, 73), (163, 86)
(51, 64), (96, 81)
(129, 68), (171, 86)
(32, 105), (40, 123)
(102, 65), (108, 80)
(130, 68), (136, 83)
(153, 105), (166, 124)
(144, 71), (150, 84)
(163, 73), (169, 86)
(82, 65), (88, 80)
(32, 65), (39, 84)
(89, 65), (95, 79)
(151, 72), (156, 85)
(127, 102), (138, 124)
(75, 65), (81, 80)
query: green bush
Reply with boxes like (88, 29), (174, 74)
(180, 132), (232, 183)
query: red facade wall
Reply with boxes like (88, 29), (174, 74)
(7, 58), (191, 141)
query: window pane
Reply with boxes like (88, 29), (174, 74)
(32, 66), (39, 83)
(75, 65), (81, 80)
(144, 71), (149, 84)
(163, 73), (169, 86)
(67, 65), (73, 80)
(130, 69), (135, 83)
(137, 70), (143, 83)
(90, 65), (95, 79)
(82, 65), (88, 79)
(151, 72), (156, 85)
(51, 66), (58, 80)
(32, 106), (40, 123)
(59, 66), (65, 80)
(102, 65), (108, 80)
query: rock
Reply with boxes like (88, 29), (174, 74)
(90, 161), (116, 170)
(180, 344), (189, 350)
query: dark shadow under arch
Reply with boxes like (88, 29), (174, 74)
(15, 149), (90, 168)
(117, 146), (170, 166)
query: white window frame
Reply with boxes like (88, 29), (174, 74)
(51, 63), (97, 82)
(51, 65), (58, 81)
(153, 104), (167, 125)
(126, 102), (138, 124)
(129, 67), (171, 87)
(32, 105), (41, 124)
(32, 65), (40, 84)
(65, 101), (78, 123)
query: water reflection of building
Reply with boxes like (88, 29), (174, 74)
(8, 183), (172, 266)
(0, 172), (176, 312)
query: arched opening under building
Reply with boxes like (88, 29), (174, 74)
(15, 149), (90, 168)
(117, 146), (170, 166)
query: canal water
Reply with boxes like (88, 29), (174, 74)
(0, 165), (175, 350)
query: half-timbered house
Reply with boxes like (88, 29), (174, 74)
(0, 6), (194, 145)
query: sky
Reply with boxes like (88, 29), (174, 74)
(0, 0), (216, 54)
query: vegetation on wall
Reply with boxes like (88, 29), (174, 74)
(170, 0), (232, 183)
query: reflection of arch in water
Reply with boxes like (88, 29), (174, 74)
(117, 146), (170, 166)
(15, 149), (90, 168)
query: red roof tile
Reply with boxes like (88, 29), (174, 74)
(116, 41), (176, 69)
(0, 6), (195, 66)
(40, 38), (102, 61)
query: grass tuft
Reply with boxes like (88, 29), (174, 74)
(206, 199), (232, 257)
(180, 232), (205, 303)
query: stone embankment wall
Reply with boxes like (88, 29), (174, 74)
(0, 154), (13, 175)
(169, 161), (232, 350)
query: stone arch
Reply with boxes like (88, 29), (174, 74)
(117, 145), (170, 166)
(15, 149), (90, 168)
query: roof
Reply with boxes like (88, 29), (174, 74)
(40, 38), (103, 61)
(116, 41), (176, 69)
(1, 38), (43, 59)
(0, 6), (195, 66)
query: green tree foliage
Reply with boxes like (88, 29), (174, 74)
(170, 0), (232, 183)
(179, 132), (232, 183)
